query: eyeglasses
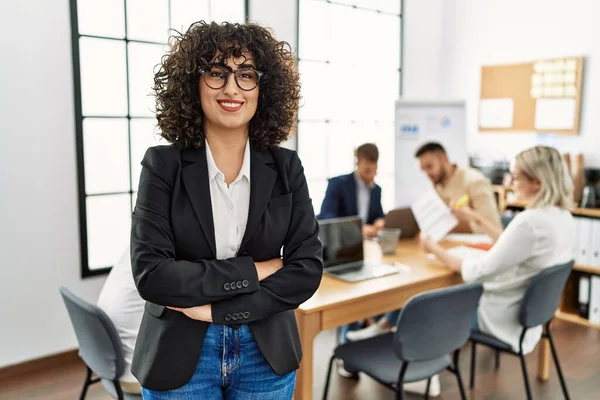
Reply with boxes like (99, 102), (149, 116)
(199, 62), (263, 91)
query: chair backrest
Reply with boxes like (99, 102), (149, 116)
(393, 282), (483, 362)
(519, 261), (574, 328)
(59, 286), (124, 380)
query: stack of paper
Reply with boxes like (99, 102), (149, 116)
(445, 233), (493, 244)
(411, 189), (458, 242)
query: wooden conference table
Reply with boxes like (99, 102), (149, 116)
(293, 239), (552, 400)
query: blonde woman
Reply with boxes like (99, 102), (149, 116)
(422, 146), (575, 355)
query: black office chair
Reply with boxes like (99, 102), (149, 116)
(469, 261), (574, 400)
(323, 282), (484, 400)
(59, 286), (142, 400)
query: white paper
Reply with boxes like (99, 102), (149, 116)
(534, 98), (576, 130)
(410, 189), (458, 242)
(479, 98), (514, 129)
(444, 233), (493, 244)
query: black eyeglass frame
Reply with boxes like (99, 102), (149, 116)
(199, 61), (264, 91)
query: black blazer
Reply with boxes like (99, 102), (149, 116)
(130, 144), (323, 391)
(318, 173), (385, 224)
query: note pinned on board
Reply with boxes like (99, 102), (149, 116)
(535, 98), (576, 130)
(411, 190), (458, 242)
(479, 98), (514, 129)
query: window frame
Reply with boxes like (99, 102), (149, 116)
(70, 0), (248, 278)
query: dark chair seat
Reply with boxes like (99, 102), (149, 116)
(336, 333), (452, 384)
(470, 330), (512, 351)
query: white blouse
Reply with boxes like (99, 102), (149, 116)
(462, 207), (575, 354)
(205, 139), (251, 260)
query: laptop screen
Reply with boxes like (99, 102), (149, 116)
(318, 217), (364, 269)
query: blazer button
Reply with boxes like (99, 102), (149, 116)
(242, 280), (249, 288)
(225, 314), (232, 322)
(230, 282), (237, 290)
(232, 313), (239, 321)
(243, 312), (250, 319)
(236, 281), (242, 289)
(224, 283), (230, 291)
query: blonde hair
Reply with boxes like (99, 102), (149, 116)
(515, 146), (573, 209)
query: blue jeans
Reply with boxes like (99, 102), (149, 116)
(142, 324), (296, 399)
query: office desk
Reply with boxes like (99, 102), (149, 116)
(293, 239), (551, 400)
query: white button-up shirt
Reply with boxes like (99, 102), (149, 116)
(354, 172), (374, 223)
(462, 206), (575, 354)
(205, 139), (251, 260)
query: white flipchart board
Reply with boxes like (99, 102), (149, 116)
(395, 100), (467, 207)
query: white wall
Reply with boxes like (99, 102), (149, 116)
(402, 0), (445, 98)
(404, 0), (600, 166)
(0, 0), (106, 368)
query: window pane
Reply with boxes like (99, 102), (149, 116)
(128, 42), (166, 117)
(210, 0), (245, 23)
(298, 0), (330, 61)
(355, 0), (401, 14)
(126, 0), (169, 42)
(371, 12), (400, 69)
(79, 37), (128, 116)
(307, 179), (328, 215)
(329, 4), (361, 64)
(77, 0), (125, 38)
(298, 61), (330, 121)
(83, 118), (130, 194)
(86, 194), (132, 269)
(368, 122), (395, 175)
(327, 122), (358, 177)
(376, 174), (395, 212)
(130, 118), (164, 191)
(298, 122), (328, 180)
(170, 0), (209, 33)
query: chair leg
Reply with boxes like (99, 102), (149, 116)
(495, 349), (501, 370)
(79, 366), (93, 400)
(453, 350), (468, 400)
(395, 362), (409, 400)
(113, 380), (124, 400)
(518, 354), (533, 400)
(322, 356), (336, 400)
(424, 378), (431, 400)
(469, 341), (476, 389)
(547, 329), (571, 400)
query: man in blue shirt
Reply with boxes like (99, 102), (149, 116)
(318, 143), (385, 238)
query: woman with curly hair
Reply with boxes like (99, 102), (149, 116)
(130, 21), (323, 399)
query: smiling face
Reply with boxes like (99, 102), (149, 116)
(199, 52), (259, 135)
(511, 165), (541, 203)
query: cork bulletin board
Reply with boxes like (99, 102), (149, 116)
(478, 56), (584, 134)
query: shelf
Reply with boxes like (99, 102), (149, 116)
(555, 310), (600, 331)
(505, 202), (600, 218)
(574, 264), (600, 275)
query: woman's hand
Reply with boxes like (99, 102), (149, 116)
(452, 205), (478, 224)
(419, 234), (436, 253)
(419, 234), (463, 273)
(255, 258), (284, 281)
(167, 304), (213, 322)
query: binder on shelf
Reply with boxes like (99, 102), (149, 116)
(578, 275), (590, 318)
(576, 217), (593, 267)
(591, 219), (600, 268)
(589, 276), (600, 325)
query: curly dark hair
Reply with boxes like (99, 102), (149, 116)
(153, 21), (300, 151)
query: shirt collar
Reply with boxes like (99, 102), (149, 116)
(354, 171), (375, 189)
(205, 138), (251, 183)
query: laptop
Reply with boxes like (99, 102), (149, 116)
(319, 216), (399, 282)
(384, 207), (420, 238)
